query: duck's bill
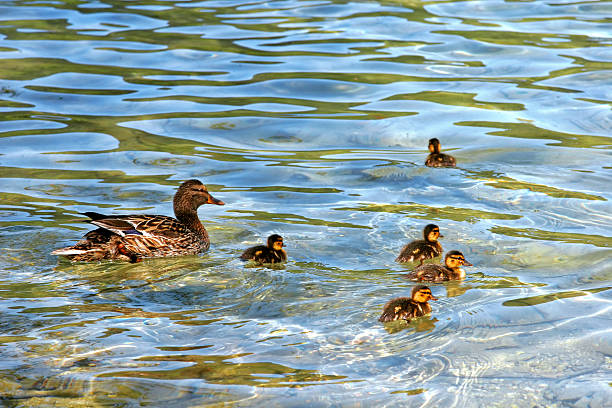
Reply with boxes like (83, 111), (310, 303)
(463, 260), (473, 266)
(429, 296), (438, 301)
(207, 195), (225, 205)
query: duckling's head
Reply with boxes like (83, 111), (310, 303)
(175, 179), (225, 213)
(412, 285), (438, 303)
(444, 250), (473, 269)
(267, 234), (284, 251)
(423, 224), (443, 242)
(428, 138), (441, 154)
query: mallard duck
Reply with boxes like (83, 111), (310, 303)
(379, 285), (437, 323)
(425, 138), (456, 167)
(52, 179), (224, 262)
(405, 250), (472, 282)
(396, 224), (443, 266)
(240, 234), (286, 264)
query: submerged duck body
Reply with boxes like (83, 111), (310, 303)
(52, 180), (224, 262)
(396, 224), (443, 266)
(425, 138), (456, 168)
(379, 285), (437, 323)
(405, 250), (473, 282)
(240, 234), (286, 264)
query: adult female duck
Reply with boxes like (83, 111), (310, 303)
(52, 180), (224, 262)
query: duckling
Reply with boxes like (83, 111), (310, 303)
(240, 234), (287, 264)
(396, 224), (443, 266)
(425, 138), (456, 167)
(379, 285), (437, 323)
(52, 180), (225, 262)
(405, 250), (472, 282)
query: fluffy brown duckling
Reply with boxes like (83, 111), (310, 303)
(396, 224), (443, 266)
(405, 250), (472, 282)
(425, 138), (456, 167)
(379, 285), (438, 323)
(240, 234), (287, 264)
(52, 179), (224, 262)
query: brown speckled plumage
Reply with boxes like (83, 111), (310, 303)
(396, 224), (443, 266)
(425, 138), (456, 168)
(52, 180), (224, 262)
(405, 250), (472, 282)
(240, 234), (287, 264)
(379, 286), (437, 323)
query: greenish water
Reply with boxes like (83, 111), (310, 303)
(0, 0), (611, 406)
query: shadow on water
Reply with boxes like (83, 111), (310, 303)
(381, 316), (438, 335)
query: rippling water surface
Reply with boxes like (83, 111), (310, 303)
(1, 0), (611, 406)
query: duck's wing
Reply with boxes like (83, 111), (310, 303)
(415, 264), (448, 282)
(240, 245), (268, 260)
(396, 241), (417, 262)
(425, 154), (437, 167)
(85, 213), (187, 239)
(425, 153), (456, 167)
(379, 298), (417, 322)
(396, 240), (432, 263)
(410, 264), (448, 282)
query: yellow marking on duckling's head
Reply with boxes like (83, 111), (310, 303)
(428, 138), (441, 153)
(267, 234), (284, 250)
(445, 250), (472, 268)
(424, 224), (442, 242)
(412, 285), (438, 303)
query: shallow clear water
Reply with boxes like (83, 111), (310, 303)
(1, 0), (611, 406)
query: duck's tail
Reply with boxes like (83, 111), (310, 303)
(51, 247), (90, 256)
(51, 246), (107, 261)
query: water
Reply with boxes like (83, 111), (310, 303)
(1, 0), (611, 406)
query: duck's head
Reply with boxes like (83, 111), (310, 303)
(412, 285), (438, 303)
(267, 234), (284, 251)
(428, 138), (441, 154)
(444, 250), (472, 269)
(175, 179), (225, 213)
(423, 224), (443, 242)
